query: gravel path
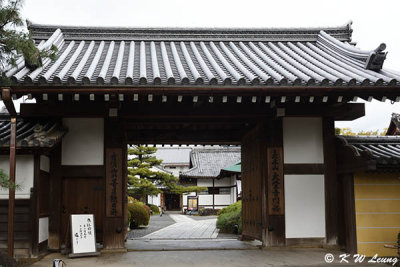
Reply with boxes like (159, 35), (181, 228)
(126, 214), (175, 239)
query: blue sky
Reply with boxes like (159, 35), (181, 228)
(16, 0), (400, 131)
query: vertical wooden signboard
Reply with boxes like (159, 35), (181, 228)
(106, 148), (123, 217)
(267, 147), (284, 215)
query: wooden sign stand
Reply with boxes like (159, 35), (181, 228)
(69, 214), (100, 258)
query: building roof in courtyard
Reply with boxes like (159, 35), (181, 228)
(4, 23), (400, 88)
(181, 147), (241, 179)
(0, 115), (67, 149)
(155, 147), (192, 165)
(338, 135), (400, 171)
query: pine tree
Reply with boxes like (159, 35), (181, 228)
(127, 146), (205, 202)
(0, 168), (18, 189)
(0, 0), (57, 84)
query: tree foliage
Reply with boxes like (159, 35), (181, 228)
(0, 168), (18, 190)
(0, 0), (57, 83)
(335, 127), (388, 136)
(127, 146), (205, 202)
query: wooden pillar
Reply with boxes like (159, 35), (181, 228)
(103, 118), (127, 251)
(30, 154), (40, 256)
(8, 117), (16, 257)
(241, 119), (285, 246)
(338, 173), (357, 253)
(323, 117), (339, 245)
(265, 119), (285, 246)
(48, 145), (62, 250)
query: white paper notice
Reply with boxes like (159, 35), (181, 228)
(70, 214), (96, 254)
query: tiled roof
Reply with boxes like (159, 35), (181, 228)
(4, 23), (400, 87)
(338, 135), (400, 168)
(180, 147), (241, 178)
(0, 116), (67, 148)
(155, 147), (192, 165)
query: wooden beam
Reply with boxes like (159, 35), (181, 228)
(1, 88), (17, 117)
(20, 102), (365, 121)
(9, 85), (400, 97)
(8, 117), (16, 257)
(283, 164), (325, 174)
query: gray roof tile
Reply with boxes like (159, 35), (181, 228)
(181, 147), (241, 178)
(4, 23), (400, 87)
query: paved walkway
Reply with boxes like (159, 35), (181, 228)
(126, 239), (260, 251)
(30, 248), (388, 267)
(140, 214), (218, 239)
(126, 214), (175, 239)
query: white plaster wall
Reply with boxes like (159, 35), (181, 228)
(215, 194), (232, 205)
(285, 175), (326, 238)
(40, 155), (50, 172)
(214, 177), (231, 186)
(231, 187), (236, 203)
(283, 117), (324, 164)
(61, 118), (104, 166)
(147, 193), (161, 207)
(197, 179), (213, 187)
(198, 194), (213, 205)
(38, 217), (49, 243)
(0, 155), (34, 199)
(237, 180), (242, 196)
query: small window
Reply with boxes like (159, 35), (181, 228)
(208, 187), (219, 194)
(219, 188), (231, 195)
(198, 189), (209, 195)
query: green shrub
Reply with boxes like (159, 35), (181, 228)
(198, 208), (219, 216)
(143, 203), (151, 215)
(216, 201), (242, 234)
(147, 204), (160, 214)
(217, 200), (241, 216)
(128, 202), (150, 228)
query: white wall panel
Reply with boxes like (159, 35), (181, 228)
(147, 193), (161, 207)
(0, 155), (34, 199)
(283, 117), (324, 164)
(285, 174), (326, 238)
(214, 177), (232, 186)
(197, 179), (213, 187)
(38, 217), (49, 243)
(215, 194), (232, 206)
(61, 118), (104, 165)
(198, 195), (213, 205)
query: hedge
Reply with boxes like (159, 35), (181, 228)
(128, 202), (150, 229)
(147, 204), (160, 214)
(216, 201), (242, 234)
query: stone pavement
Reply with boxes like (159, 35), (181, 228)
(140, 214), (218, 239)
(126, 214), (175, 239)
(29, 248), (389, 267)
(125, 239), (260, 251)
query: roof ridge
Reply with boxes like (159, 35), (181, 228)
(28, 23), (352, 42)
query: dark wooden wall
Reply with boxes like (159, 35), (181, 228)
(241, 124), (264, 242)
(241, 119), (285, 246)
(0, 199), (31, 257)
